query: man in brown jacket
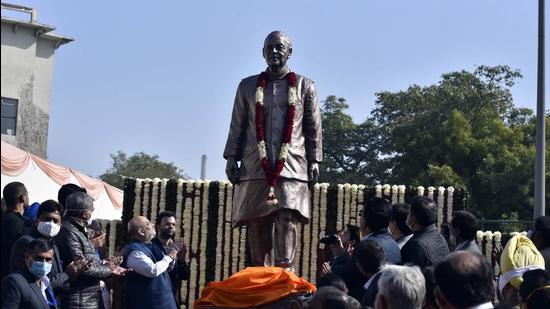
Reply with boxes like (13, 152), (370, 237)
(224, 31), (322, 270)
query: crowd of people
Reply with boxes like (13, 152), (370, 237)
(315, 196), (550, 309)
(1, 180), (549, 309)
(1, 181), (189, 309)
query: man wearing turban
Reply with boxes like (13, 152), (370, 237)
(499, 234), (545, 307)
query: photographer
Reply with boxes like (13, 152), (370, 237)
(320, 224), (360, 262)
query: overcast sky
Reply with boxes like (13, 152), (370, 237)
(6, 0), (548, 181)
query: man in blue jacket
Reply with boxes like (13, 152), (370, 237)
(123, 216), (180, 309)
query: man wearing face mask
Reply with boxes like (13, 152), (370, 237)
(1, 238), (59, 308)
(224, 31), (322, 270)
(55, 192), (128, 309)
(9, 200), (85, 304)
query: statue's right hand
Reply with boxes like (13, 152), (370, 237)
(225, 157), (239, 184)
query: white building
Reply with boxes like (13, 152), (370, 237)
(1, 3), (72, 158)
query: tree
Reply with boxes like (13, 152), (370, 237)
(319, 96), (386, 184)
(371, 65), (542, 219)
(100, 151), (187, 189)
(320, 65), (549, 219)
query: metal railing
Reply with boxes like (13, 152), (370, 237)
(1, 2), (37, 23)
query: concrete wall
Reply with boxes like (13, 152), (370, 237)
(1, 22), (56, 158)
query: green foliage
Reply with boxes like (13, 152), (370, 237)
(100, 151), (186, 189)
(320, 65), (549, 219)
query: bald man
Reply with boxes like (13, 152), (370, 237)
(122, 216), (179, 309)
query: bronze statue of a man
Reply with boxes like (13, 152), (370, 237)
(223, 31), (322, 270)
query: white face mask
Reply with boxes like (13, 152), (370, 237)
(37, 221), (61, 238)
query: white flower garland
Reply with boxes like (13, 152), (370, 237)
(446, 187), (454, 224)
(358, 184), (365, 208)
(437, 186), (445, 227)
(383, 184), (391, 197)
(159, 178), (168, 214)
(223, 184), (233, 278)
(231, 223), (240, 274)
(133, 179), (143, 217)
(483, 231), (493, 262)
(343, 183), (351, 227)
(199, 181), (210, 293)
(239, 226), (246, 271)
(319, 184), (329, 250)
(175, 179), (184, 239)
(188, 180), (202, 305)
(301, 216), (311, 279)
(295, 222), (302, 274)
(180, 181), (194, 304)
(310, 183), (321, 282)
(391, 185), (398, 204)
(336, 184), (344, 231)
(398, 185), (406, 203)
(215, 181), (226, 281)
(150, 178), (160, 225)
(417, 186), (425, 196)
(350, 184), (358, 225)
(375, 184), (383, 197)
(427, 186), (435, 200)
(476, 231), (484, 249)
(109, 220), (117, 257)
(142, 179), (152, 217)
(493, 231), (502, 275)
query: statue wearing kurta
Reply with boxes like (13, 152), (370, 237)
(223, 31), (322, 269)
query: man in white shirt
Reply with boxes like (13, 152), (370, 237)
(123, 216), (179, 309)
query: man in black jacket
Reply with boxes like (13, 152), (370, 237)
(55, 192), (128, 309)
(154, 211), (190, 306)
(401, 196), (449, 268)
(450, 210), (481, 254)
(9, 200), (85, 304)
(1, 182), (31, 278)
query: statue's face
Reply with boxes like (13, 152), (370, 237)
(263, 34), (292, 69)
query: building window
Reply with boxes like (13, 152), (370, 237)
(1, 97), (18, 136)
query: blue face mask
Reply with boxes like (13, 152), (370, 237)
(29, 261), (52, 278)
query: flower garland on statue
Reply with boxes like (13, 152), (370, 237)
(255, 71), (298, 205)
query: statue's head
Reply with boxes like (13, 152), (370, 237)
(263, 31), (292, 70)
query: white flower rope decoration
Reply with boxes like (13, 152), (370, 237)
(133, 179), (142, 217)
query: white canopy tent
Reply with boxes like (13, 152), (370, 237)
(1, 140), (122, 220)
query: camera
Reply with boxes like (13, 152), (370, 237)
(320, 234), (340, 245)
